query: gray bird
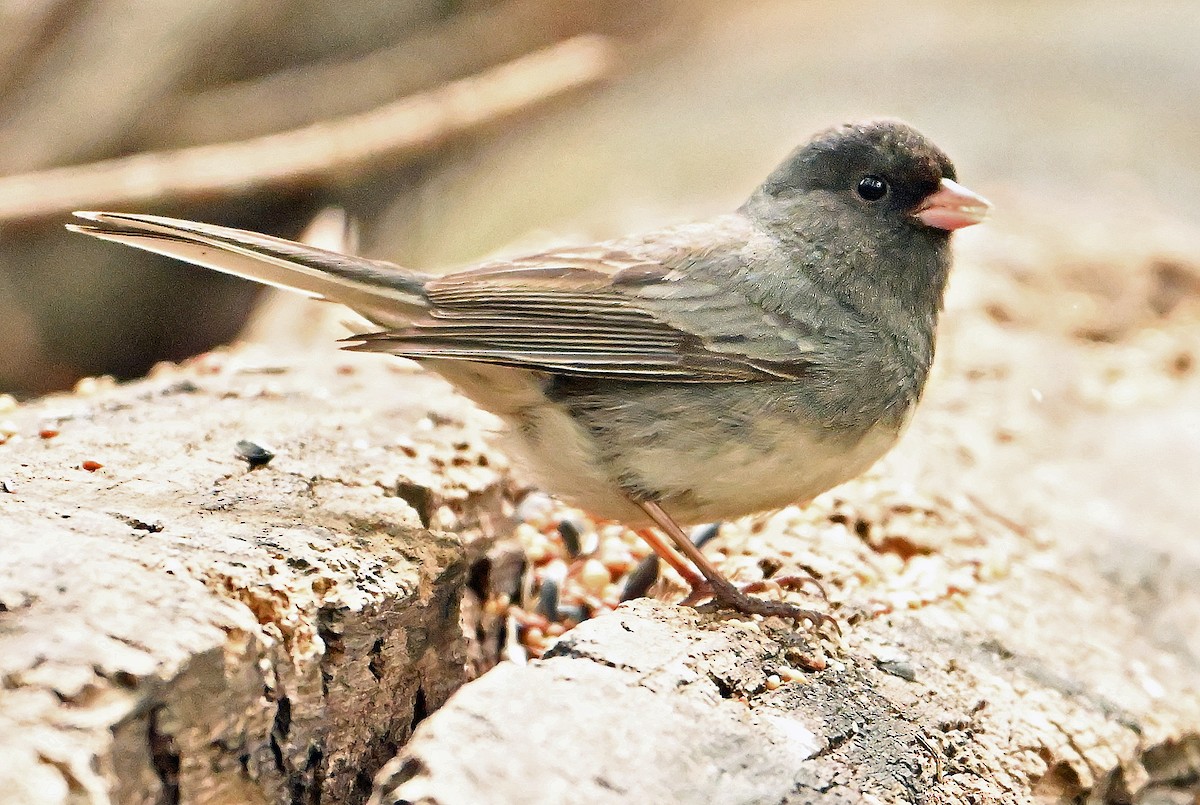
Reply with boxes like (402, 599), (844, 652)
(69, 119), (990, 629)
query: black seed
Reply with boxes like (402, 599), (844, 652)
(621, 555), (660, 601)
(536, 578), (561, 622)
(557, 518), (583, 557)
(236, 440), (275, 468)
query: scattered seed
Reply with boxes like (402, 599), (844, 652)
(81, 460), (103, 472)
(542, 558), (568, 583)
(579, 559), (611, 595)
(235, 440), (275, 468)
(621, 554), (660, 601)
(765, 674), (782, 691)
(780, 667), (807, 683)
(557, 518), (583, 557)
(515, 492), (555, 528)
(758, 556), (783, 577)
(691, 522), (721, 547)
(599, 543), (634, 575)
(525, 533), (553, 564)
(556, 604), (587, 624)
(784, 647), (826, 671)
(600, 583), (622, 609)
(39, 427), (59, 439)
(536, 578), (561, 622)
(877, 660), (917, 682)
(483, 597), (509, 618)
(627, 539), (652, 560)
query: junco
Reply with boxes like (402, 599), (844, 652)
(69, 119), (989, 629)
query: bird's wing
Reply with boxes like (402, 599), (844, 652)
(70, 212), (818, 382)
(348, 237), (817, 383)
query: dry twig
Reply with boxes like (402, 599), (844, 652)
(146, 0), (618, 147)
(0, 0), (251, 173)
(0, 35), (614, 223)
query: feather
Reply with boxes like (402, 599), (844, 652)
(71, 211), (814, 382)
(69, 212), (430, 328)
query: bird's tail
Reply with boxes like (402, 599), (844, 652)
(68, 211), (431, 328)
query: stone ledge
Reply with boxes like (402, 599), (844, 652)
(0, 347), (510, 804)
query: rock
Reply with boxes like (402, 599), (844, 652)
(0, 347), (510, 804)
(373, 602), (837, 805)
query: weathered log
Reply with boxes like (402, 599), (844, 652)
(0, 348), (510, 803)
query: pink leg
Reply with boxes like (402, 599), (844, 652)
(632, 499), (839, 633)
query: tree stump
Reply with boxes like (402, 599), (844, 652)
(0, 348), (510, 803)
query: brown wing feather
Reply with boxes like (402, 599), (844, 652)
(345, 242), (810, 382)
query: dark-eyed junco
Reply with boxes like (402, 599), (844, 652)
(69, 120), (989, 629)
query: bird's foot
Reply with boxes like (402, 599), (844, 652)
(681, 576), (839, 635)
(746, 572), (829, 602)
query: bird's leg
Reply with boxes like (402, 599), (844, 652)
(633, 527), (706, 588)
(633, 499), (839, 633)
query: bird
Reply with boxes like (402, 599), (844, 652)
(69, 119), (990, 630)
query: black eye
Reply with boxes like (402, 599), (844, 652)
(856, 175), (888, 201)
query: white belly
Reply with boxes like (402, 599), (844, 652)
(428, 361), (902, 527)
(498, 394), (899, 527)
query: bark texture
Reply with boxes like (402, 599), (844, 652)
(0, 349), (510, 804)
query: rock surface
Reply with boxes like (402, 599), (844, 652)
(0, 349), (510, 804)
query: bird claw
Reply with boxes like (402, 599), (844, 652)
(739, 573), (829, 602)
(681, 578), (840, 636)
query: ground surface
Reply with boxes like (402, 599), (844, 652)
(0, 351), (510, 803)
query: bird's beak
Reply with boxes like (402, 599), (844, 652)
(912, 178), (991, 231)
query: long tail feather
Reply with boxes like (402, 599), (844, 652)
(69, 211), (430, 328)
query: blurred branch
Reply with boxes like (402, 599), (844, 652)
(0, 0), (72, 100)
(0, 0), (251, 173)
(145, 0), (621, 147)
(0, 34), (615, 223)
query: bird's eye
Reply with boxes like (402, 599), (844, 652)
(856, 175), (888, 201)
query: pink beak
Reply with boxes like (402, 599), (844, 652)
(913, 178), (991, 231)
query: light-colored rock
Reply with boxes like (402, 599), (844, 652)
(0, 347), (510, 804)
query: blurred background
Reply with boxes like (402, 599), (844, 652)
(0, 0), (1199, 396)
